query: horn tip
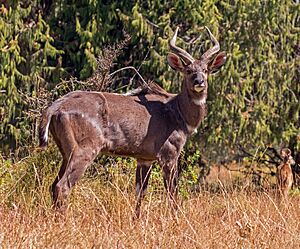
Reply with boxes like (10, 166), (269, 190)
(174, 26), (179, 36)
(204, 26), (211, 34)
(170, 27), (179, 44)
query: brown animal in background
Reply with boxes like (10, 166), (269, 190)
(277, 148), (295, 200)
(39, 27), (226, 217)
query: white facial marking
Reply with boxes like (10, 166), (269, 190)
(288, 156), (295, 165)
(194, 85), (204, 92)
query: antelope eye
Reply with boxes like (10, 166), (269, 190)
(186, 69), (193, 74)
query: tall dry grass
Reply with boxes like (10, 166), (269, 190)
(1, 170), (300, 248)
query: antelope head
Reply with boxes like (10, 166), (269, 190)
(167, 27), (227, 102)
(281, 148), (295, 165)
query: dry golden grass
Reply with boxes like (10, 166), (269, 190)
(1, 174), (300, 249)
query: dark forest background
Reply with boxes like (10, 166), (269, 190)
(0, 1), (299, 180)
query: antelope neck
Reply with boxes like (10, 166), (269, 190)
(176, 89), (206, 135)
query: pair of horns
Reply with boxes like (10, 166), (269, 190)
(169, 26), (220, 64)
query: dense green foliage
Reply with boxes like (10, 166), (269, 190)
(0, 0), (299, 163)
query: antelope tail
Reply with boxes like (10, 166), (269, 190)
(39, 108), (53, 148)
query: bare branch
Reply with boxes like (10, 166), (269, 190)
(145, 18), (159, 29)
(237, 143), (281, 166)
(109, 66), (148, 89)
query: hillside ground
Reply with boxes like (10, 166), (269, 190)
(1, 155), (299, 248)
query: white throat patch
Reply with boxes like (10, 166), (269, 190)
(192, 97), (206, 106)
(186, 124), (198, 135)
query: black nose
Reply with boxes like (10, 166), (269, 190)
(195, 79), (205, 86)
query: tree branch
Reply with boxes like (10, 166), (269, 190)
(109, 66), (149, 88)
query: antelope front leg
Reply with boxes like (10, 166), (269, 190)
(162, 160), (179, 206)
(135, 160), (152, 218)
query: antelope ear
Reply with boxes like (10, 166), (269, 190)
(208, 51), (227, 74)
(281, 148), (291, 158)
(167, 53), (185, 71)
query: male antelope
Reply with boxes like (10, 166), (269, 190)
(277, 148), (294, 200)
(39, 27), (226, 217)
